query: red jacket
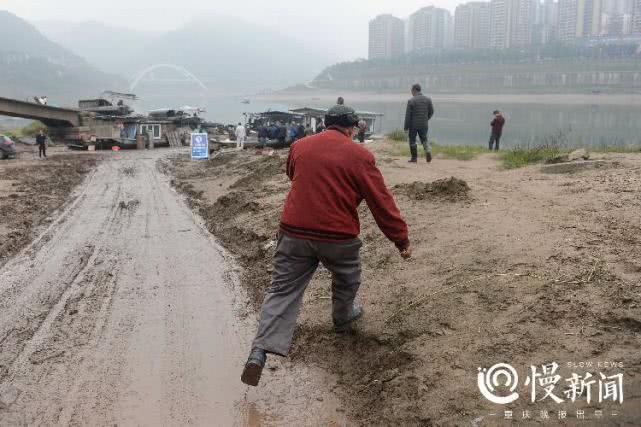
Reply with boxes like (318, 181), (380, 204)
(491, 115), (506, 134)
(280, 129), (409, 250)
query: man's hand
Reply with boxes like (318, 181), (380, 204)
(400, 245), (412, 259)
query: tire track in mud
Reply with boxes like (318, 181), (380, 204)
(1, 151), (344, 426)
(0, 159), (135, 424)
(0, 169), (126, 382)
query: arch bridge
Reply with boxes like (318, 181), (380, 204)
(129, 64), (208, 92)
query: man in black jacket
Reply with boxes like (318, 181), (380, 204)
(404, 84), (434, 163)
(36, 129), (47, 159)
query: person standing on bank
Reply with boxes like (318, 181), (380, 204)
(241, 105), (412, 387)
(404, 84), (434, 163)
(235, 122), (246, 150)
(357, 119), (367, 143)
(489, 110), (505, 151)
(36, 129), (47, 158)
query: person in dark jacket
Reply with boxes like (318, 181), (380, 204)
(315, 119), (326, 133)
(241, 105), (412, 387)
(296, 123), (305, 140)
(36, 129), (47, 158)
(489, 110), (506, 151)
(258, 126), (268, 147)
(277, 121), (287, 146)
(268, 124), (279, 140)
(357, 119), (367, 143)
(404, 83), (434, 163)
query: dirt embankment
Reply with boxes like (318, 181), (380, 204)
(166, 143), (641, 426)
(0, 148), (96, 266)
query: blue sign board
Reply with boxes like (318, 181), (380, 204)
(191, 133), (209, 160)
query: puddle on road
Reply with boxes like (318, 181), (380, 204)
(235, 400), (280, 426)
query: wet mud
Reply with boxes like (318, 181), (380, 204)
(0, 150), (344, 425)
(0, 150), (96, 266)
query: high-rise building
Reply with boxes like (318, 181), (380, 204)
(490, 0), (511, 48)
(489, 0), (536, 48)
(603, 12), (633, 34)
(579, 0), (603, 35)
(603, 0), (633, 15)
(558, 0), (579, 39)
(534, 0), (560, 43)
(558, 0), (603, 40)
(512, 0), (538, 45)
(408, 6), (453, 51)
(633, 0), (641, 32)
(368, 14), (405, 60)
(455, 2), (491, 48)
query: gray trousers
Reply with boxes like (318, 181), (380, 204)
(252, 233), (362, 356)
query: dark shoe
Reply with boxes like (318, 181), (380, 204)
(408, 158), (417, 163)
(241, 348), (266, 386)
(426, 152), (432, 163)
(334, 303), (363, 334)
(409, 144), (418, 162)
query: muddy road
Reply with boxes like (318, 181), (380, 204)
(0, 147), (96, 265)
(0, 151), (343, 426)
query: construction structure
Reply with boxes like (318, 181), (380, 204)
(0, 92), (204, 149)
(0, 96), (79, 128)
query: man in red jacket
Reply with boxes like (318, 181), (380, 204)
(489, 110), (506, 151)
(241, 105), (412, 386)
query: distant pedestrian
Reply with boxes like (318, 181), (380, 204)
(489, 110), (505, 151)
(235, 122), (246, 150)
(404, 83), (434, 163)
(277, 121), (287, 146)
(258, 126), (268, 147)
(36, 129), (47, 158)
(304, 125), (313, 136)
(296, 123), (305, 140)
(268, 123), (279, 140)
(357, 119), (367, 143)
(316, 119), (326, 134)
(287, 123), (297, 145)
(337, 96), (344, 105)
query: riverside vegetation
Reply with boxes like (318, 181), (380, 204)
(386, 128), (641, 168)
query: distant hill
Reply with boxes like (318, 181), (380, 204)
(3, 10), (337, 104)
(0, 11), (125, 106)
(38, 20), (159, 75)
(125, 13), (336, 93)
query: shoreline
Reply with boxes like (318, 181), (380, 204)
(256, 90), (641, 106)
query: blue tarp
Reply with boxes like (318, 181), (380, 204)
(121, 124), (137, 139)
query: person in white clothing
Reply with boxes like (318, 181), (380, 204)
(235, 123), (247, 150)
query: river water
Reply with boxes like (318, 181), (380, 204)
(134, 88), (641, 147)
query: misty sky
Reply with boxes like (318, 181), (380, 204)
(4, 0), (462, 60)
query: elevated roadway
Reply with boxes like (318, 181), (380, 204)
(0, 96), (79, 127)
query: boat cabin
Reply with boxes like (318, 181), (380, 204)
(289, 107), (384, 135)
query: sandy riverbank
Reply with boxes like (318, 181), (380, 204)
(168, 141), (641, 425)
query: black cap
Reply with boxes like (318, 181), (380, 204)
(325, 105), (359, 128)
